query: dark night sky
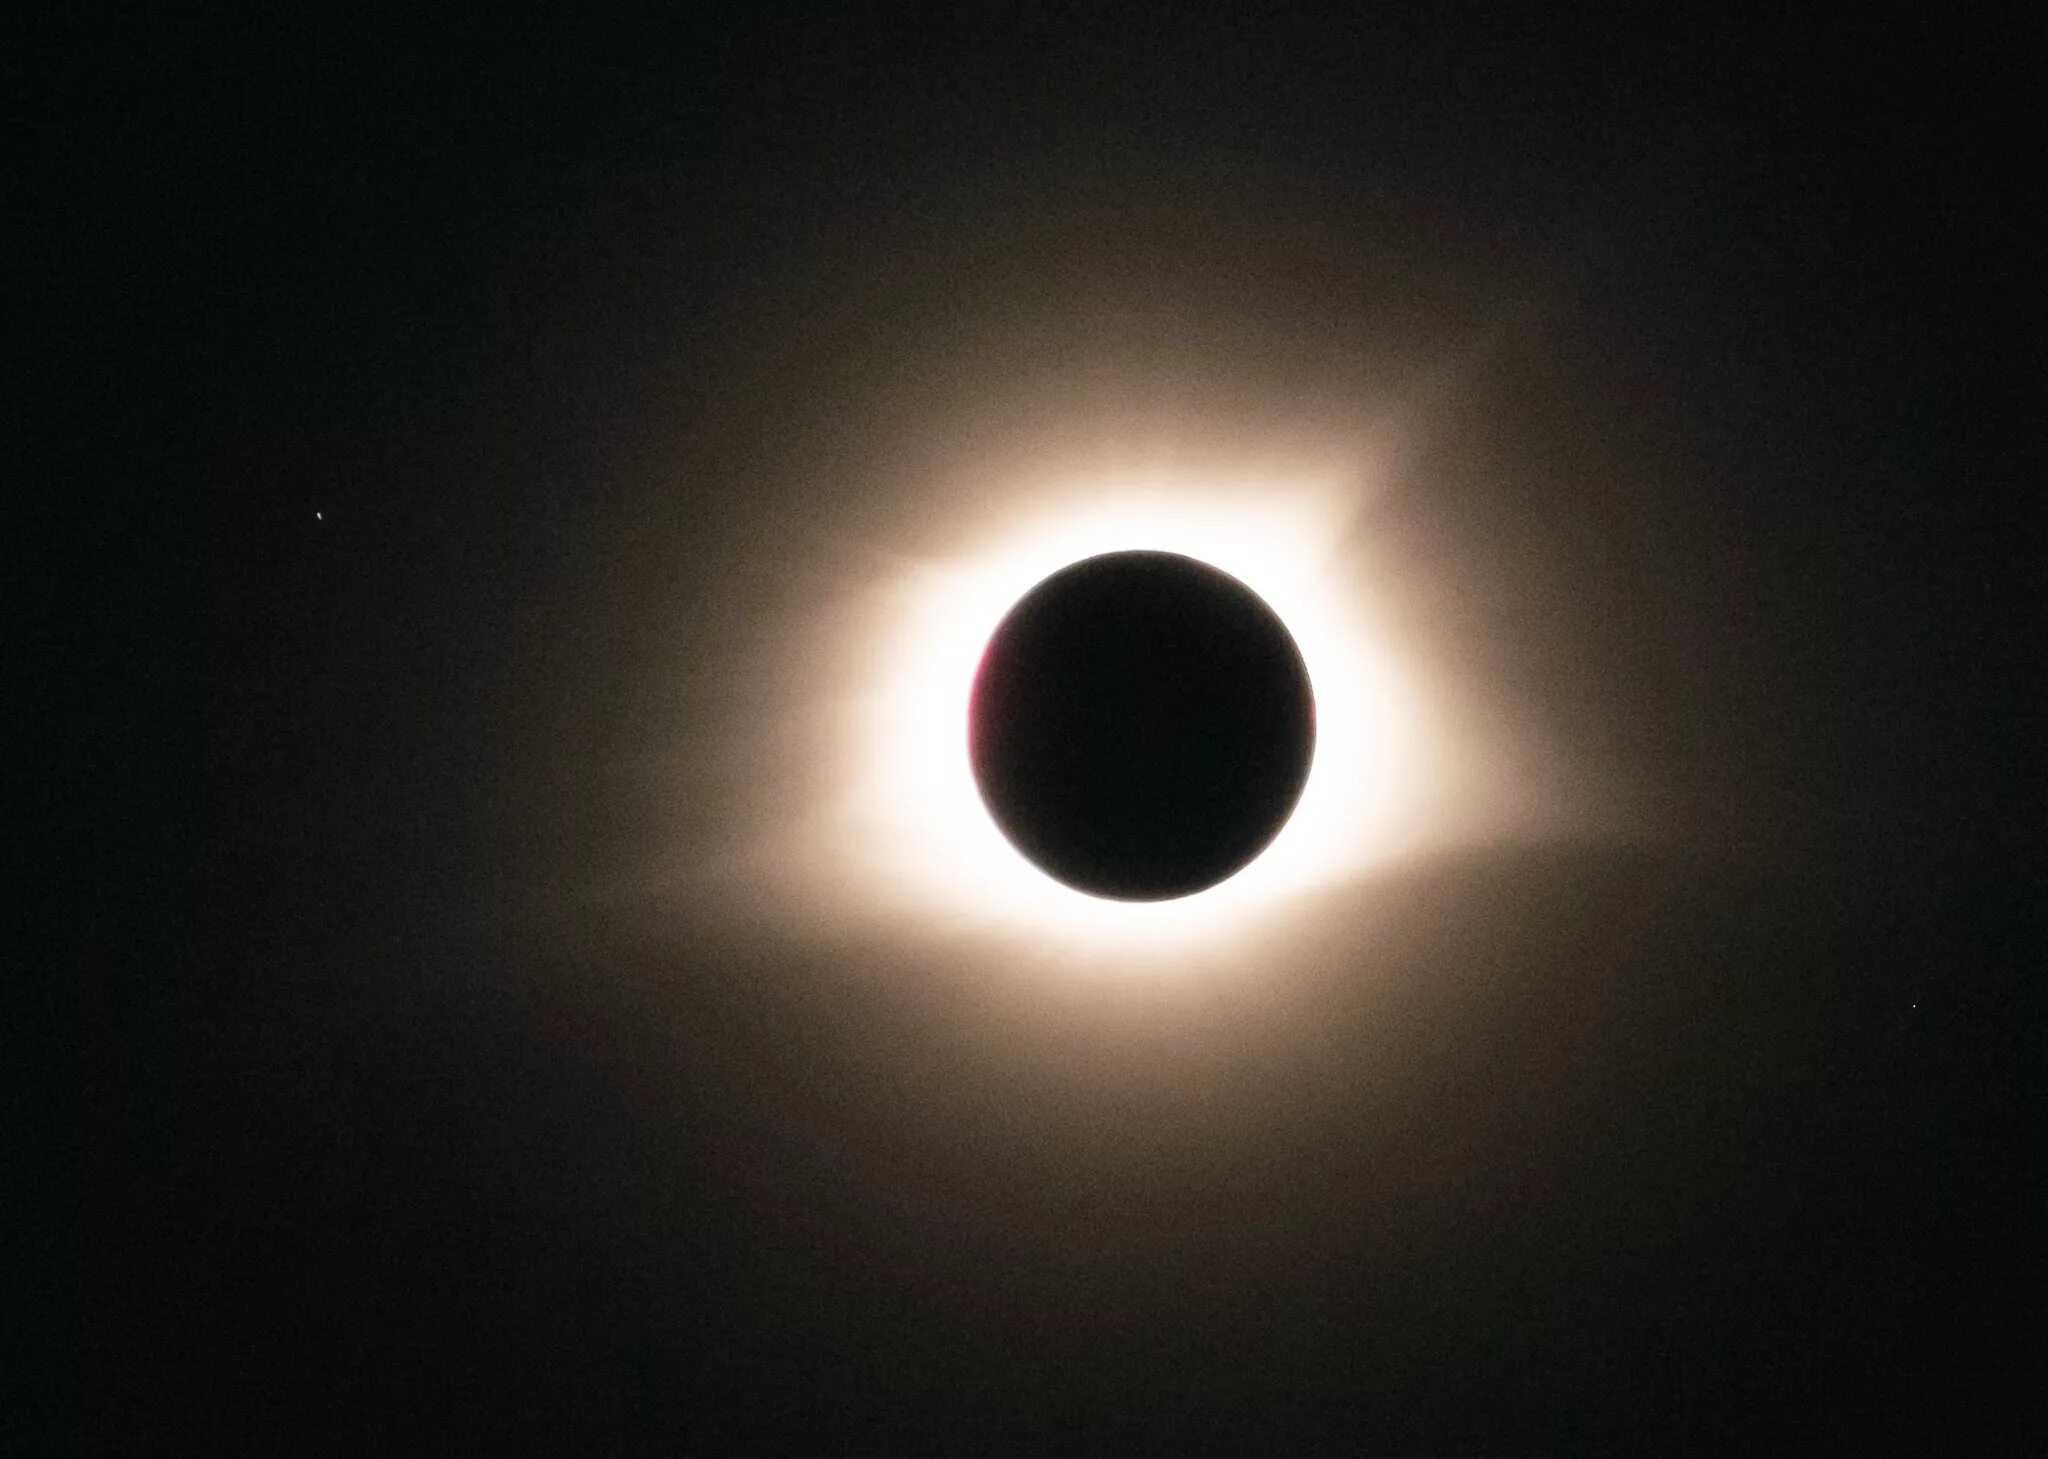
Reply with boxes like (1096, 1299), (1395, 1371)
(48, 8), (2038, 1452)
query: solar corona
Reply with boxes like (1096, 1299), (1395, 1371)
(832, 485), (1435, 958)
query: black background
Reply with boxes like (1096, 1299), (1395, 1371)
(45, 8), (2038, 1452)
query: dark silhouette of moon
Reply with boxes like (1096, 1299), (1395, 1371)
(968, 550), (1315, 900)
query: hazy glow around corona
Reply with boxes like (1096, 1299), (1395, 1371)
(827, 477), (1438, 959)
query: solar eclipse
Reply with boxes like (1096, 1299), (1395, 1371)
(813, 481), (1441, 960)
(968, 550), (1315, 901)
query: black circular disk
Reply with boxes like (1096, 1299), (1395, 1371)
(967, 550), (1315, 900)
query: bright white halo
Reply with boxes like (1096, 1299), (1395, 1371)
(825, 478), (1438, 962)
